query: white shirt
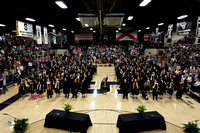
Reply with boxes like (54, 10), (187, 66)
(28, 62), (33, 67)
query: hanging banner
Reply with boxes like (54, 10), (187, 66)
(43, 27), (48, 44)
(16, 20), (33, 37)
(177, 21), (192, 35)
(195, 17), (200, 44)
(52, 29), (56, 44)
(36, 25), (42, 44)
(167, 24), (173, 39)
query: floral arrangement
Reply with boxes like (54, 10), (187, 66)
(136, 105), (147, 113)
(63, 102), (72, 112)
(13, 118), (29, 133)
(182, 122), (200, 133)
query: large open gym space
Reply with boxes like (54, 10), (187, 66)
(0, 0), (200, 133)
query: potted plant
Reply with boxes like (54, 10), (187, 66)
(63, 102), (72, 114)
(13, 118), (29, 133)
(182, 122), (200, 133)
(136, 105), (147, 116)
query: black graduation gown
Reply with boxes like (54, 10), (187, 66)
(121, 82), (129, 95)
(46, 82), (53, 95)
(19, 83), (26, 95)
(63, 80), (70, 94)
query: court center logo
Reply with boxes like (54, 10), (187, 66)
(24, 23), (28, 31)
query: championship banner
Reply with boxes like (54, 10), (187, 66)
(16, 20), (33, 37)
(195, 17), (200, 44)
(36, 25), (42, 44)
(167, 24), (173, 39)
(116, 27), (137, 41)
(177, 21), (192, 35)
(43, 27), (48, 44)
(52, 29), (56, 44)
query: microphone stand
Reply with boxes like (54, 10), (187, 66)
(3, 113), (17, 120)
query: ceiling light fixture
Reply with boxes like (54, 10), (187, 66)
(55, 1), (68, 9)
(138, 30), (141, 32)
(127, 16), (133, 20)
(146, 27), (150, 29)
(71, 31), (74, 33)
(122, 23), (126, 26)
(62, 28), (66, 31)
(158, 23), (164, 26)
(93, 31), (96, 33)
(84, 24), (89, 27)
(76, 17), (80, 21)
(0, 24), (6, 27)
(118, 28), (121, 30)
(139, 0), (152, 7)
(25, 18), (36, 22)
(90, 28), (93, 30)
(48, 24), (54, 27)
(116, 30), (119, 33)
(177, 15), (188, 20)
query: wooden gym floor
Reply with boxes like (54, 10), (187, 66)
(0, 65), (200, 133)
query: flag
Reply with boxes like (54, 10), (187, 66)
(75, 29), (93, 41)
(116, 27), (137, 41)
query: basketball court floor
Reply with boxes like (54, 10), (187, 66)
(0, 65), (200, 133)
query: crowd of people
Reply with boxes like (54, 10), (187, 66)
(0, 34), (55, 95)
(0, 34), (199, 101)
(115, 37), (200, 100)
(18, 54), (97, 99)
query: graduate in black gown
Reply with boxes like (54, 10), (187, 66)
(176, 82), (183, 100)
(121, 79), (129, 99)
(28, 80), (34, 98)
(142, 82), (148, 100)
(72, 78), (78, 98)
(19, 79), (26, 99)
(132, 79), (139, 99)
(159, 79), (166, 100)
(168, 79), (174, 99)
(37, 81), (43, 98)
(46, 78), (53, 99)
(63, 77), (70, 98)
(102, 76), (108, 95)
(80, 79), (87, 98)
(152, 79), (159, 100)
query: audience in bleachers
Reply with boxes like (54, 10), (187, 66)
(0, 34), (199, 100)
